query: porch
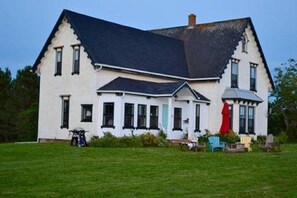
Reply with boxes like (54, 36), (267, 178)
(96, 77), (210, 139)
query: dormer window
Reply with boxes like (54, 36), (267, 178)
(242, 33), (248, 53)
(72, 45), (80, 75)
(231, 59), (239, 88)
(54, 47), (63, 76)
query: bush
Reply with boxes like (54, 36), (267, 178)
(140, 132), (158, 147)
(198, 135), (208, 143)
(277, 131), (288, 143)
(217, 131), (240, 143)
(119, 135), (142, 147)
(158, 130), (167, 139)
(157, 130), (169, 147)
(257, 135), (266, 144)
(89, 132), (120, 148)
(89, 132), (164, 148)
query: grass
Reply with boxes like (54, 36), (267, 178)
(0, 143), (297, 197)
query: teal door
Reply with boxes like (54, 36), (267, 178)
(162, 104), (168, 130)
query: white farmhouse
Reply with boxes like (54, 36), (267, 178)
(32, 10), (274, 142)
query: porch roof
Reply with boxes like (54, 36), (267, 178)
(221, 88), (263, 103)
(97, 77), (210, 102)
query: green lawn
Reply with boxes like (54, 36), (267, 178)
(0, 143), (297, 197)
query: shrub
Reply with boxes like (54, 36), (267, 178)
(119, 135), (142, 147)
(216, 131), (240, 143)
(198, 135), (208, 143)
(157, 130), (169, 147)
(89, 132), (162, 148)
(158, 130), (167, 139)
(140, 132), (158, 147)
(257, 135), (266, 144)
(89, 132), (120, 148)
(277, 131), (288, 143)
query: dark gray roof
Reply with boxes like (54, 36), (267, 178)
(221, 87), (263, 103)
(33, 10), (189, 78)
(151, 20), (248, 79)
(97, 77), (210, 102)
(151, 19), (274, 87)
(32, 10), (274, 89)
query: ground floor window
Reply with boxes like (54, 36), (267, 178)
(81, 104), (92, 122)
(239, 105), (256, 134)
(124, 103), (134, 128)
(61, 96), (70, 129)
(195, 104), (200, 131)
(150, 106), (159, 129)
(137, 104), (147, 129)
(229, 105), (233, 130)
(239, 105), (246, 134)
(102, 102), (114, 127)
(248, 106), (255, 134)
(173, 108), (182, 130)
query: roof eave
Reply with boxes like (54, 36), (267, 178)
(94, 63), (220, 81)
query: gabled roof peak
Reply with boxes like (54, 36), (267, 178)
(32, 10), (273, 89)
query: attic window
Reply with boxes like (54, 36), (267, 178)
(72, 45), (80, 75)
(242, 33), (248, 53)
(54, 47), (63, 76)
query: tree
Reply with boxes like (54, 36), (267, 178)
(0, 66), (39, 142)
(0, 67), (13, 142)
(10, 66), (40, 141)
(271, 59), (297, 141)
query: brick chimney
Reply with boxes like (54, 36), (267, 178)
(188, 14), (196, 29)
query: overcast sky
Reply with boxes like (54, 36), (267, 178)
(0, 0), (296, 77)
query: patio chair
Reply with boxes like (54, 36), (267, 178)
(208, 136), (225, 152)
(240, 136), (252, 152)
(259, 134), (281, 152)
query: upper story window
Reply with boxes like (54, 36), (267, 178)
(54, 47), (63, 76)
(250, 63), (257, 91)
(231, 59), (239, 88)
(242, 33), (248, 53)
(72, 45), (80, 75)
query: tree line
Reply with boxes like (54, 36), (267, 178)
(0, 59), (296, 142)
(0, 66), (39, 142)
(268, 59), (297, 142)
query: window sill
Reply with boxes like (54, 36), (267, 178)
(54, 73), (62, 76)
(250, 89), (257, 92)
(136, 127), (147, 130)
(194, 129), (201, 132)
(172, 128), (182, 131)
(71, 72), (80, 75)
(123, 126), (135, 130)
(81, 120), (92, 123)
(101, 125), (115, 129)
(60, 126), (69, 129)
(148, 127), (160, 130)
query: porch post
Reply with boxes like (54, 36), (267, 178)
(188, 100), (194, 139)
(167, 98), (173, 138)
